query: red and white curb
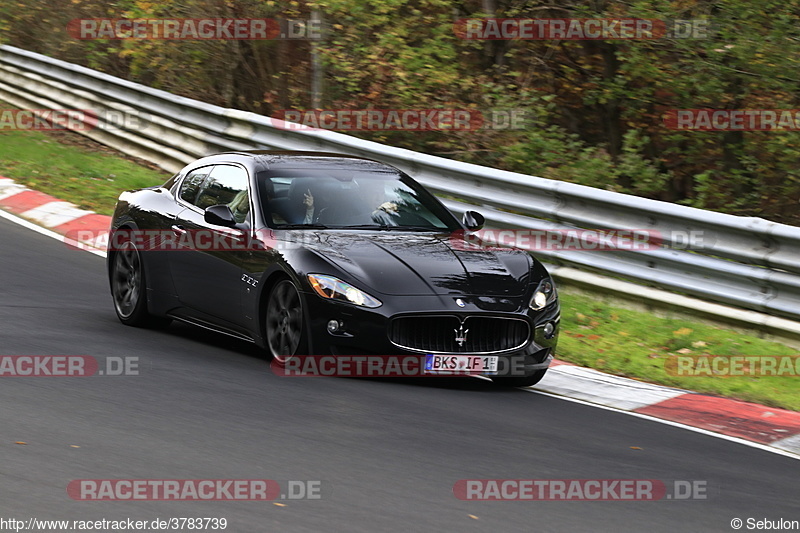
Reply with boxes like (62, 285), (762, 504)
(1, 175), (799, 459)
(0, 176), (110, 255)
(534, 361), (800, 457)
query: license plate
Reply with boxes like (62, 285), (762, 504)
(424, 355), (499, 374)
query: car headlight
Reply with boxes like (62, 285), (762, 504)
(307, 274), (382, 308)
(529, 277), (557, 311)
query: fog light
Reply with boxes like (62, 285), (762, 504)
(543, 322), (555, 338)
(327, 319), (341, 334)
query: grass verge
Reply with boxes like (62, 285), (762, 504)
(0, 129), (166, 215)
(1, 125), (798, 411)
(557, 291), (799, 411)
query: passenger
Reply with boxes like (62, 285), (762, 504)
(301, 188), (316, 224)
(228, 190), (250, 224)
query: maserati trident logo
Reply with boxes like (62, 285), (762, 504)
(454, 324), (469, 347)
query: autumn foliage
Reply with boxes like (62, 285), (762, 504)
(1, 0), (798, 224)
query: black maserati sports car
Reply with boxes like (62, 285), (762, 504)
(107, 151), (559, 386)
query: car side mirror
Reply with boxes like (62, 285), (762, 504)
(462, 210), (485, 231)
(204, 204), (237, 227)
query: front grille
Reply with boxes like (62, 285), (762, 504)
(389, 315), (530, 354)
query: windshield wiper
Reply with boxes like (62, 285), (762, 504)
(329, 224), (392, 230)
(278, 223), (330, 229)
(390, 226), (446, 232)
(329, 224), (443, 232)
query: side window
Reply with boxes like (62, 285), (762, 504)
(195, 165), (250, 223)
(179, 166), (215, 206)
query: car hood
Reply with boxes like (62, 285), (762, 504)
(292, 231), (533, 296)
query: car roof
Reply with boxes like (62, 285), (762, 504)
(203, 150), (396, 171)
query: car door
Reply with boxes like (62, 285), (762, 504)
(169, 164), (252, 327)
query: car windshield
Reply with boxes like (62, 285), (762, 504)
(257, 169), (460, 231)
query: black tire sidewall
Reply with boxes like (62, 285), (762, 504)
(266, 279), (307, 363)
(111, 241), (151, 326)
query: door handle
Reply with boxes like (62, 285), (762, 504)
(171, 224), (187, 235)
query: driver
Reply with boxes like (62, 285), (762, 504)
(357, 179), (399, 224)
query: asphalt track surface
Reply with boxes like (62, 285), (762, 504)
(0, 215), (798, 533)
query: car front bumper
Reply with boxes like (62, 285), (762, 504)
(301, 292), (560, 378)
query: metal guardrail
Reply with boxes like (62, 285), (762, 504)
(1, 44), (799, 322)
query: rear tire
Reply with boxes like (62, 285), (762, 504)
(110, 240), (170, 328)
(492, 369), (547, 388)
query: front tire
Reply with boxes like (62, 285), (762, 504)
(265, 279), (307, 364)
(492, 369), (547, 388)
